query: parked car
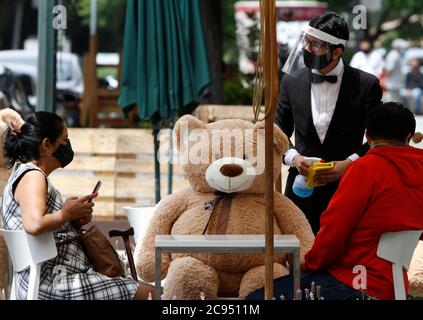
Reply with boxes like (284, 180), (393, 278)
(0, 53), (83, 127)
(0, 50), (83, 96)
(0, 65), (34, 117)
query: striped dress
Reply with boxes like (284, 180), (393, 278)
(2, 162), (139, 300)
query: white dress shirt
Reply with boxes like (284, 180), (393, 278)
(284, 59), (359, 167)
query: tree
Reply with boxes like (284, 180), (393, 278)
(67, 0), (127, 52)
(200, 0), (224, 104)
(322, 0), (423, 44)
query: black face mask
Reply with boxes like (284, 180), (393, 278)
(303, 49), (333, 70)
(53, 139), (74, 168)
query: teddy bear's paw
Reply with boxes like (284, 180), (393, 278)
(238, 263), (289, 300)
(163, 256), (219, 300)
(408, 241), (423, 298)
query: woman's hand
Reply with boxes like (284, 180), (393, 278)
(60, 193), (98, 224)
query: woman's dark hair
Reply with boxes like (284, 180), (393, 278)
(366, 102), (416, 142)
(3, 112), (65, 169)
(309, 12), (350, 50)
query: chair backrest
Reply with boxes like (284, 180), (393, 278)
(0, 229), (57, 300)
(377, 230), (423, 300)
(124, 206), (155, 244)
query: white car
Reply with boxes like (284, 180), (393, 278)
(0, 63), (38, 106)
(0, 50), (83, 96)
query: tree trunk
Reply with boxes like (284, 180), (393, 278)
(199, 0), (224, 104)
(12, 0), (25, 49)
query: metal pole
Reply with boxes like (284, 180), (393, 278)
(37, 0), (56, 112)
(153, 121), (161, 204)
(90, 0), (97, 36)
(263, 0), (278, 300)
(12, 0), (25, 49)
(88, 0), (99, 127)
(168, 122), (174, 195)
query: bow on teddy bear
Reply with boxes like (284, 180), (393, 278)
(134, 115), (314, 300)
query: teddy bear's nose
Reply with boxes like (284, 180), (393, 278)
(220, 164), (243, 177)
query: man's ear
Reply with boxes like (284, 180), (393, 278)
(365, 132), (372, 146)
(253, 121), (289, 155)
(174, 115), (207, 151)
(332, 47), (344, 60)
(405, 133), (413, 144)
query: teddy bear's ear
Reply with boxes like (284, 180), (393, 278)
(174, 115), (207, 151)
(413, 132), (423, 144)
(253, 121), (289, 155)
(0, 108), (24, 129)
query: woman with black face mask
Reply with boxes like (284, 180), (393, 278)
(2, 111), (153, 300)
(275, 12), (383, 235)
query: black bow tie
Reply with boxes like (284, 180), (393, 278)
(311, 73), (338, 84)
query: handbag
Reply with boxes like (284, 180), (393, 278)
(78, 225), (125, 278)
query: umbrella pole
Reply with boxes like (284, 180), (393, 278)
(153, 121), (161, 204)
(168, 121), (174, 195)
(263, 0), (278, 300)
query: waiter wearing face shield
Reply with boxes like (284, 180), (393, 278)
(276, 12), (383, 234)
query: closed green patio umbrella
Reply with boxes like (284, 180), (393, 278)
(119, 0), (211, 203)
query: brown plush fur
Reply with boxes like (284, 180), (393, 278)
(0, 108), (24, 295)
(409, 134), (423, 297)
(135, 115), (314, 299)
(409, 241), (423, 297)
(413, 132), (423, 144)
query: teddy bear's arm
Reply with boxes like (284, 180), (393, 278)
(135, 188), (190, 282)
(274, 193), (314, 263)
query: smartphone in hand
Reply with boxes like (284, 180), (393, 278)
(87, 181), (102, 203)
(79, 181), (102, 227)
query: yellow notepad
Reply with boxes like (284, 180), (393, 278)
(306, 162), (335, 188)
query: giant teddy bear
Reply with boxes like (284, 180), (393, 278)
(134, 115), (314, 300)
(0, 108), (25, 299)
(408, 132), (423, 298)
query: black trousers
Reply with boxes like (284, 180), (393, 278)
(285, 170), (339, 235)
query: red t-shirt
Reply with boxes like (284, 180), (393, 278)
(302, 146), (423, 300)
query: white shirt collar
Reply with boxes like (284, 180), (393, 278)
(312, 59), (344, 77)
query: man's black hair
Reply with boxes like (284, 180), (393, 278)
(309, 12), (349, 50)
(366, 102), (416, 142)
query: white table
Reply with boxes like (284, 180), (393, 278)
(155, 235), (300, 300)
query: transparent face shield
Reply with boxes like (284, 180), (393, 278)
(282, 26), (347, 76)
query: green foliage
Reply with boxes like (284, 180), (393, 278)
(223, 72), (253, 106)
(222, 0), (239, 64)
(321, 0), (423, 41)
(71, 0), (127, 30)
(66, 0), (127, 51)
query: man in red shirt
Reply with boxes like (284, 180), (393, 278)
(248, 102), (423, 300)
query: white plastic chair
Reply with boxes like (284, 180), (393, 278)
(124, 206), (167, 288)
(124, 206), (156, 244)
(377, 230), (423, 300)
(0, 229), (57, 300)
